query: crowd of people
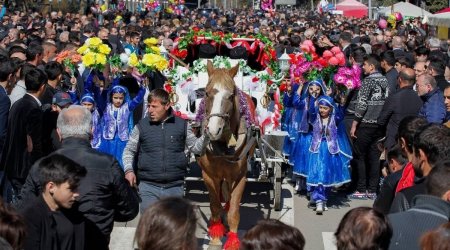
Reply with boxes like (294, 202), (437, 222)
(0, 3), (448, 250)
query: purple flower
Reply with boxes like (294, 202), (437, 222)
(334, 73), (346, 84)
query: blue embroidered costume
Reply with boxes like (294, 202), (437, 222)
(98, 83), (145, 167)
(80, 93), (102, 149)
(302, 96), (352, 213)
(282, 84), (299, 157)
(292, 80), (326, 174)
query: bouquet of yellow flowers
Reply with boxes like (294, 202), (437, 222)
(77, 37), (111, 71)
(143, 37), (161, 55)
(128, 52), (168, 74)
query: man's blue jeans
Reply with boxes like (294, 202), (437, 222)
(138, 182), (184, 213)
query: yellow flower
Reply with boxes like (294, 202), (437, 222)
(77, 45), (89, 55)
(82, 53), (95, 67)
(144, 38), (158, 47)
(95, 53), (107, 65)
(88, 37), (102, 47)
(98, 44), (111, 55)
(150, 46), (160, 55)
(155, 58), (169, 71)
(129, 53), (139, 67)
(142, 53), (159, 67)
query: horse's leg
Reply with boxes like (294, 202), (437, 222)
(223, 175), (246, 250)
(202, 170), (225, 248)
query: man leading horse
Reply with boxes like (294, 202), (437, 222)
(123, 88), (209, 213)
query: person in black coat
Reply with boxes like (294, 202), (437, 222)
(390, 124), (450, 214)
(428, 60), (450, 92)
(388, 162), (450, 250)
(18, 105), (140, 250)
(0, 61), (13, 157)
(380, 50), (398, 95)
(378, 68), (423, 150)
(373, 146), (407, 214)
(0, 68), (47, 202)
(21, 154), (87, 250)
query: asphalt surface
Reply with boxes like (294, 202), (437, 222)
(111, 164), (373, 250)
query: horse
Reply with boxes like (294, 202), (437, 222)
(197, 61), (256, 250)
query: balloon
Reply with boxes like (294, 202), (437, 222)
(378, 19), (387, 29)
(387, 14), (397, 28)
(394, 12), (403, 21)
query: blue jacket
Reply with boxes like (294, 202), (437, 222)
(418, 88), (446, 124)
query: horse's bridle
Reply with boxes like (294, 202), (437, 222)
(206, 113), (230, 121)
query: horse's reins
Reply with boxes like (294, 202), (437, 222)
(204, 92), (256, 163)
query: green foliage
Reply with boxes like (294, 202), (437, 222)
(381, 0), (397, 7)
(424, 0), (448, 13)
(378, 0), (449, 13)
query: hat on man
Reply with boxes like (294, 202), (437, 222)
(52, 91), (73, 107)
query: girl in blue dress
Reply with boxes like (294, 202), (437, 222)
(282, 84), (299, 157)
(80, 93), (102, 149)
(98, 83), (145, 167)
(304, 95), (352, 214)
(292, 80), (327, 191)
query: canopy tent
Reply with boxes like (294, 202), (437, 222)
(378, 2), (431, 18)
(424, 12), (450, 27)
(423, 7), (450, 39)
(435, 7), (450, 14)
(335, 0), (368, 18)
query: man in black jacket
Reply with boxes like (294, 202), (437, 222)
(21, 154), (87, 250)
(388, 162), (450, 250)
(373, 146), (407, 214)
(378, 68), (423, 150)
(428, 60), (450, 92)
(390, 124), (450, 213)
(18, 105), (139, 250)
(380, 50), (398, 95)
(0, 68), (47, 203)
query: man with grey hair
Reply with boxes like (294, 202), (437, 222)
(416, 74), (446, 123)
(19, 105), (139, 250)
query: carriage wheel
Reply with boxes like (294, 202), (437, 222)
(273, 163), (282, 211)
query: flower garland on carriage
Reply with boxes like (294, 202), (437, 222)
(164, 29), (287, 126)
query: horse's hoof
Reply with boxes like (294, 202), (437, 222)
(207, 244), (223, 250)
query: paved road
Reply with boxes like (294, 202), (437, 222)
(110, 166), (373, 250)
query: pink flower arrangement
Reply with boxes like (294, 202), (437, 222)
(322, 47), (346, 66)
(333, 65), (362, 90)
(289, 41), (343, 84)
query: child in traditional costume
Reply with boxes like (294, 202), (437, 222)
(98, 83), (145, 167)
(292, 80), (327, 192)
(80, 93), (102, 149)
(304, 95), (352, 214)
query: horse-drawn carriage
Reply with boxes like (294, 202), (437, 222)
(165, 31), (288, 249)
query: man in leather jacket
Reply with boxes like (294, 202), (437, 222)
(18, 105), (139, 250)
